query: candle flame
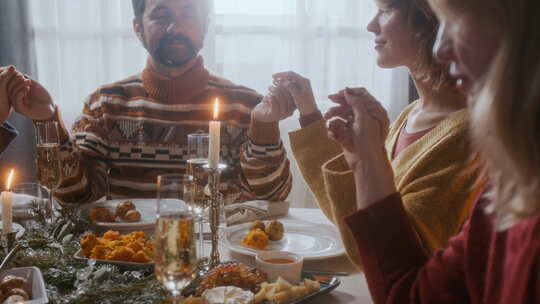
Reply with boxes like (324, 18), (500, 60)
(213, 98), (220, 120)
(6, 169), (14, 191)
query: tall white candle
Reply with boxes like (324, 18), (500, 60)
(209, 99), (221, 169)
(2, 170), (14, 235)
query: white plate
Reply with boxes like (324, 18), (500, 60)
(0, 267), (48, 303)
(84, 199), (156, 232)
(74, 249), (154, 270)
(223, 220), (345, 261)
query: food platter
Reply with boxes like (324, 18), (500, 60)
(223, 220), (345, 261)
(73, 249), (154, 270)
(182, 264), (341, 304)
(83, 199), (156, 233)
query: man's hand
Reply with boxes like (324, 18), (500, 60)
(12, 76), (55, 121)
(273, 71), (319, 116)
(0, 66), (20, 124)
(251, 85), (296, 123)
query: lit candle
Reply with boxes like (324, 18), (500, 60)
(1, 169), (14, 235)
(208, 98), (221, 169)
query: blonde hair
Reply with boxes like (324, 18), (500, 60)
(431, 0), (540, 229)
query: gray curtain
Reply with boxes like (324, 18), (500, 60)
(0, 0), (38, 184)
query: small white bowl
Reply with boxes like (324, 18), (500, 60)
(0, 267), (48, 303)
(256, 251), (303, 285)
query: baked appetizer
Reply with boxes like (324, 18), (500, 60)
(116, 200), (136, 218)
(89, 207), (115, 222)
(265, 220), (284, 241)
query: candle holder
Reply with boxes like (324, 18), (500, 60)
(1, 232), (16, 256)
(202, 163), (227, 269)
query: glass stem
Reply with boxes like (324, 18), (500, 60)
(171, 292), (184, 304)
(47, 190), (55, 225)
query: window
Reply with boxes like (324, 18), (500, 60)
(29, 0), (409, 206)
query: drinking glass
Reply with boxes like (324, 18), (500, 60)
(35, 121), (61, 225)
(155, 174), (197, 303)
(11, 183), (49, 227)
(186, 132), (210, 215)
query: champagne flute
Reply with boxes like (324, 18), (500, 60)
(35, 121), (61, 225)
(186, 132), (210, 215)
(186, 132), (210, 272)
(155, 174), (197, 303)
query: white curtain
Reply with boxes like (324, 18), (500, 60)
(29, 0), (409, 207)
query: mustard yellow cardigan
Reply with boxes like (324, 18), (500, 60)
(289, 101), (479, 270)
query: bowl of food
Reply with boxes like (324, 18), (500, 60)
(255, 251), (304, 284)
(0, 267), (48, 303)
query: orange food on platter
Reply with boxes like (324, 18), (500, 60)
(241, 229), (269, 250)
(89, 207), (115, 222)
(80, 230), (154, 263)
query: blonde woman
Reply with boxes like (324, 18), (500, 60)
(326, 0), (540, 302)
(267, 0), (481, 269)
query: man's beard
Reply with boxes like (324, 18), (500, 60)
(152, 34), (198, 68)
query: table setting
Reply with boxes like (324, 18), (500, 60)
(0, 99), (368, 304)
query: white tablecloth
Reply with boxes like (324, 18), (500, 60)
(221, 208), (373, 303)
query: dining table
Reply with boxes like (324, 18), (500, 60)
(222, 207), (374, 304)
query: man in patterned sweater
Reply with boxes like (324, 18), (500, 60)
(15, 0), (292, 204)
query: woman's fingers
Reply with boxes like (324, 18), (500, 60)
(324, 105), (353, 121)
(326, 117), (353, 149)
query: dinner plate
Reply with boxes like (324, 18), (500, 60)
(73, 249), (154, 270)
(222, 219), (345, 260)
(84, 199), (156, 232)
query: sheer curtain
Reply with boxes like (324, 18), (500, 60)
(29, 0), (409, 207)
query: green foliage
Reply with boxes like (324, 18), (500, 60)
(1, 212), (167, 304)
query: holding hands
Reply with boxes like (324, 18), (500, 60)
(251, 71), (321, 123)
(325, 87), (390, 170)
(0, 65), (55, 123)
(325, 87), (395, 208)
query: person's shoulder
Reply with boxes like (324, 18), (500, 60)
(208, 72), (263, 106)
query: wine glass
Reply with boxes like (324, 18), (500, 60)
(155, 174), (197, 303)
(34, 121), (61, 225)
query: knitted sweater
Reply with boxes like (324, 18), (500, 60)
(289, 101), (478, 269)
(52, 56), (292, 204)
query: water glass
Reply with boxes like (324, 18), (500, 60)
(11, 183), (50, 226)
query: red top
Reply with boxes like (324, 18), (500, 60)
(345, 192), (540, 303)
(392, 124), (434, 158)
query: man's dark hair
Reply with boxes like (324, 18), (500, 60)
(132, 0), (146, 20)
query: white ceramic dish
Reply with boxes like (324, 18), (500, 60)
(0, 267), (48, 303)
(84, 199), (156, 233)
(73, 249), (154, 270)
(223, 220), (345, 261)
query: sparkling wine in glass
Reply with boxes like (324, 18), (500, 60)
(187, 132), (210, 216)
(186, 158), (209, 213)
(35, 121), (61, 224)
(155, 174), (197, 303)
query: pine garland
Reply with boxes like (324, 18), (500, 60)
(1, 208), (168, 304)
